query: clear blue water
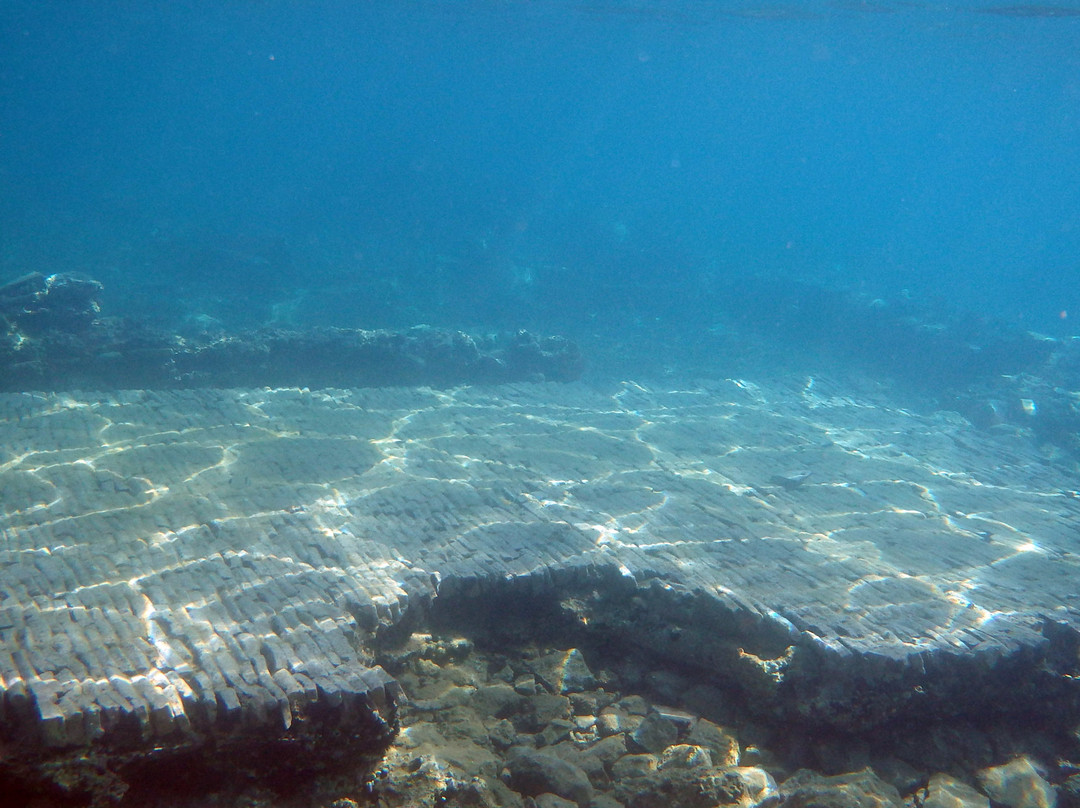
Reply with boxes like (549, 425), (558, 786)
(2, 0), (1079, 356)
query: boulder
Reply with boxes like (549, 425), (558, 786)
(502, 749), (593, 808)
(687, 718), (741, 766)
(923, 773), (991, 808)
(778, 767), (903, 808)
(629, 711), (679, 754)
(976, 757), (1056, 808)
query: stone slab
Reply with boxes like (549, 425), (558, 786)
(1, 378), (1079, 749)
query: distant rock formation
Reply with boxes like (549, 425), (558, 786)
(0, 271), (585, 391)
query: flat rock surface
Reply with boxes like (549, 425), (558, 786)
(2, 377), (1079, 747)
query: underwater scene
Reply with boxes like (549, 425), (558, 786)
(3, 1), (1080, 806)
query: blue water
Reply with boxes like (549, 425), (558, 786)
(2, 0), (1079, 357)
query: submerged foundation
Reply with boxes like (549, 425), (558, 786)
(1, 379), (1079, 804)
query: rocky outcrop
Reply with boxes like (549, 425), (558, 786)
(0, 272), (584, 392)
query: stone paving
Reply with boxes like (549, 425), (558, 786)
(2, 378), (1078, 749)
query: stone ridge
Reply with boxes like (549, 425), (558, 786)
(1, 379), (1079, 759)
